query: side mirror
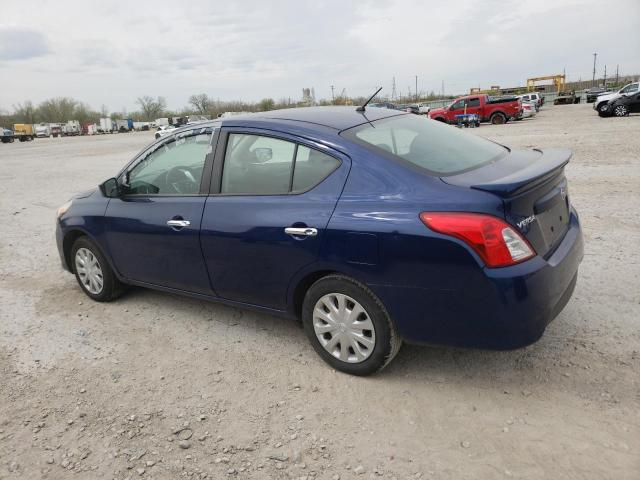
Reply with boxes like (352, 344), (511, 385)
(100, 177), (121, 198)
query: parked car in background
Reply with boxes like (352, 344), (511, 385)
(598, 91), (640, 117)
(13, 124), (34, 142)
(418, 103), (432, 114)
(554, 91), (580, 105)
(51, 125), (62, 137)
(155, 124), (177, 139)
(63, 120), (81, 136)
(399, 104), (422, 115)
(593, 82), (639, 114)
(429, 94), (522, 125)
(55, 106), (583, 375)
(520, 102), (536, 118)
(35, 123), (51, 138)
(1, 128), (15, 143)
(368, 102), (398, 110)
(586, 87), (610, 103)
(517, 93), (542, 111)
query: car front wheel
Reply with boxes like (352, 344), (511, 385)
(302, 275), (402, 376)
(613, 105), (629, 117)
(71, 236), (124, 302)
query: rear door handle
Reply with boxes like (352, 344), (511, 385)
(284, 227), (318, 237)
(167, 219), (191, 228)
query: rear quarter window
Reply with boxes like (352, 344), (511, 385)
(342, 114), (507, 176)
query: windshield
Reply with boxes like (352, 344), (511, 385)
(342, 114), (507, 176)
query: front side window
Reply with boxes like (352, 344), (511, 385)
(451, 100), (465, 110)
(221, 134), (341, 195)
(621, 83), (638, 94)
(126, 127), (212, 195)
(342, 114), (507, 176)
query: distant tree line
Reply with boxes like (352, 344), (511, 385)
(0, 90), (454, 126)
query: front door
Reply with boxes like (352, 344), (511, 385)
(104, 125), (216, 294)
(200, 129), (350, 310)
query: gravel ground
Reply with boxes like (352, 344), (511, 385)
(1, 103), (638, 479)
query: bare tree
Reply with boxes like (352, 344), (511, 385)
(37, 97), (78, 122)
(188, 93), (211, 114)
(136, 96), (167, 120)
(12, 101), (37, 124)
(258, 98), (275, 111)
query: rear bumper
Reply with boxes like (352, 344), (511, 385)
(373, 208), (584, 349)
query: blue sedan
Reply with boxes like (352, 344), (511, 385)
(56, 106), (583, 375)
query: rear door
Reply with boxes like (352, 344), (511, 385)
(200, 129), (351, 310)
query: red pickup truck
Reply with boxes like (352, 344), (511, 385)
(429, 94), (522, 125)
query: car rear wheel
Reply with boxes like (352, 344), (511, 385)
(302, 275), (402, 376)
(613, 105), (629, 117)
(71, 236), (124, 302)
(490, 113), (506, 125)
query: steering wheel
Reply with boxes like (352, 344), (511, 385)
(166, 166), (198, 194)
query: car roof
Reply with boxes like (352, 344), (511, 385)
(217, 106), (406, 131)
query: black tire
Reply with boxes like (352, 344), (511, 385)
(301, 275), (402, 376)
(613, 105), (629, 117)
(71, 236), (124, 302)
(490, 113), (506, 125)
(597, 103), (609, 114)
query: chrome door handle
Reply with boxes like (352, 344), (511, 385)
(167, 219), (190, 228)
(285, 227), (318, 237)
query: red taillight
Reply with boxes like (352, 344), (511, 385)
(420, 212), (535, 267)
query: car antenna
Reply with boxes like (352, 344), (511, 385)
(356, 87), (383, 112)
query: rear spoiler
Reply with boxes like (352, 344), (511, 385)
(470, 148), (572, 197)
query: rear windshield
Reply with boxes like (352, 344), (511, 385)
(341, 114), (507, 176)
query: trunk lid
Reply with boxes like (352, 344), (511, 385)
(442, 148), (572, 257)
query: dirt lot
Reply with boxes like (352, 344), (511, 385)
(1, 104), (639, 480)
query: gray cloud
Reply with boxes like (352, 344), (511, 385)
(0, 0), (638, 110)
(0, 26), (49, 61)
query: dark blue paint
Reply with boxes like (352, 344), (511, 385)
(57, 106), (583, 349)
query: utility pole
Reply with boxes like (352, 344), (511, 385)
(441, 80), (444, 99)
(330, 85), (335, 101)
(592, 53), (597, 86)
(603, 65), (607, 86)
(415, 75), (418, 102)
(615, 65), (619, 85)
(391, 77), (397, 101)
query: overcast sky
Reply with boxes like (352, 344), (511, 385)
(1, 0), (639, 112)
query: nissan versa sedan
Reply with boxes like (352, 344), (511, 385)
(56, 106), (583, 375)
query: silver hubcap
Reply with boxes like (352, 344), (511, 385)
(615, 106), (627, 116)
(313, 293), (376, 363)
(75, 248), (104, 294)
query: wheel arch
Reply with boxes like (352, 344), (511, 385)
(62, 228), (121, 279)
(289, 269), (341, 321)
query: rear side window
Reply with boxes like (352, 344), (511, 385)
(221, 134), (340, 194)
(467, 98), (480, 107)
(342, 114), (507, 176)
(292, 146), (340, 192)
